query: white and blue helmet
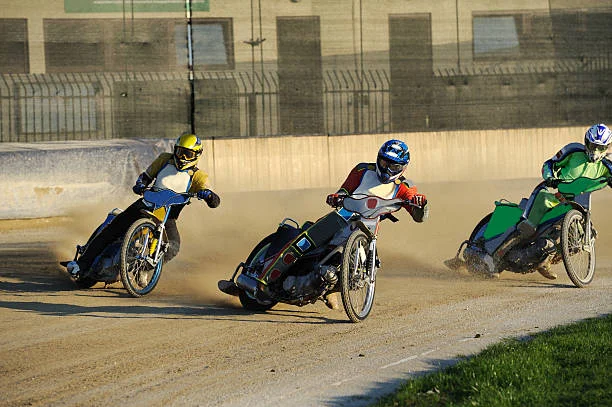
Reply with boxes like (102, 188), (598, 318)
(376, 139), (410, 183)
(584, 124), (611, 162)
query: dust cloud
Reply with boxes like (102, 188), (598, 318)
(51, 177), (612, 304)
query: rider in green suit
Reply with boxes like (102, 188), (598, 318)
(518, 124), (612, 279)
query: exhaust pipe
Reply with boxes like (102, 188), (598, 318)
(236, 273), (258, 296)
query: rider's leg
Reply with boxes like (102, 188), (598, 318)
(519, 191), (559, 237)
(75, 200), (144, 272)
(164, 219), (181, 263)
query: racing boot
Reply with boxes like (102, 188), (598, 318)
(65, 261), (80, 277)
(319, 266), (340, 310)
(536, 264), (557, 280)
(324, 292), (341, 310)
(137, 270), (150, 288)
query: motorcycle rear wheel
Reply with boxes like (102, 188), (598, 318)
(340, 230), (375, 323)
(238, 233), (278, 311)
(561, 209), (595, 287)
(120, 218), (164, 297)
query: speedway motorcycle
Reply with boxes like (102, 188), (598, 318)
(445, 176), (610, 287)
(62, 188), (195, 297)
(218, 194), (420, 323)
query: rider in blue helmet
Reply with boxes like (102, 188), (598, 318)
(323, 139), (429, 309)
(376, 139), (411, 183)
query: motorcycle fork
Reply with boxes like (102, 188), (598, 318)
(146, 210), (170, 266)
(583, 211), (593, 252)
(367, 239), (377, 284)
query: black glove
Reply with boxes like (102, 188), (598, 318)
(544, 178), (561, 188)
(198, 189), (220, 208)
(326, 192), (347, 207)
(132, 172), (151, 195)
(132, 181), (146, 195)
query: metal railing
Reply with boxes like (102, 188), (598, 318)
(0, 55), (609, 142)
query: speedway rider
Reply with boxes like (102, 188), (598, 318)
(66, 133), (220, 280)
(321, 139), (429, 308)
(517, 123), (612, 280)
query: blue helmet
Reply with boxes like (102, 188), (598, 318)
(376, 139), (410, 183)
(584, 124), (611, 162)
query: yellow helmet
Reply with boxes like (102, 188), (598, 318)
(174, 133), (203, 170)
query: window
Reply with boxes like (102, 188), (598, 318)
(175, 19), (234, 70)
(0, 19), (29, 73)
(44, 19), (105, 72)
(44, 18), (234, 72)
(473, 12), (554, 60)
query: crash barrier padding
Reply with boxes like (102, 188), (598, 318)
(0, 139), (173, 219)
(0, 127), (582, 219)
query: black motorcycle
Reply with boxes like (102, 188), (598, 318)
(62, 188), (196, 297)
(219, 194), (420, 322)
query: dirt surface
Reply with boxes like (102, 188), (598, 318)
(1, 179), (611, 407)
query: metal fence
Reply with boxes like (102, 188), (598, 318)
(1, 56), (610, 142)
(0, 70), (391, 142)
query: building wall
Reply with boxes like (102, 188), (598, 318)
(5, 0), (610, 74)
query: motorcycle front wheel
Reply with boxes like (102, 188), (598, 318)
(561, 209), (595, 287)
(120, 218), (164, 297)
(340, 230), (375, 323)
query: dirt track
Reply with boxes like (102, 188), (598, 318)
(1, 180), (611, 407)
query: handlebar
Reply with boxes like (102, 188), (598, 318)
(334, 193), (422, 209)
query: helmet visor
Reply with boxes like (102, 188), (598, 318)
(585, 140), (609, 161)
(175, 146), (198, 161)
(377, 157), (405, 175)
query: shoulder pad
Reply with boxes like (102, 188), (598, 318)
(552, 142), (585, 161)
(355, 162), (375, 171)
(398, 176), (415, 187)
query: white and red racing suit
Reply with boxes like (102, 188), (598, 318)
(336, 162), (428, 222)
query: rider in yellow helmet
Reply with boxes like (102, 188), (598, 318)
(66, 133), (220, 278)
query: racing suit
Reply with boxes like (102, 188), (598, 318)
(336, 162), (429, 222)
(526, 143), (612, 227)
(75, 153), (220, 272)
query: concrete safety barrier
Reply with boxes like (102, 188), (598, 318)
(0, 126), (584, 219)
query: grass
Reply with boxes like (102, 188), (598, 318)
(372, 314), (611, 407)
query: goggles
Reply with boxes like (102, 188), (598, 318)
(586, 141), (608, 153)
(175, 146), (198, 161)
(377, 157), (405, 174)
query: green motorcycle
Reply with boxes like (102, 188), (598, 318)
(445, 176), (610, 287)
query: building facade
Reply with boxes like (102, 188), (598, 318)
(0, 0), (611, 141)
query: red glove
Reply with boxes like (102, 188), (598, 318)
(411, 194), (427, 207)
(326, 193), (345, 207)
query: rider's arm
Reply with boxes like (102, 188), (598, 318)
(395, 180), (428, 223)
(542, 143), (585, 180)
(144, 153), (173, 180)
(338, 163), (373, 195)
(133, 153), (171, 194)
(189, 170), (220, 208)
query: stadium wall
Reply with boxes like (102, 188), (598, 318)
(0, 127), (581, 219)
